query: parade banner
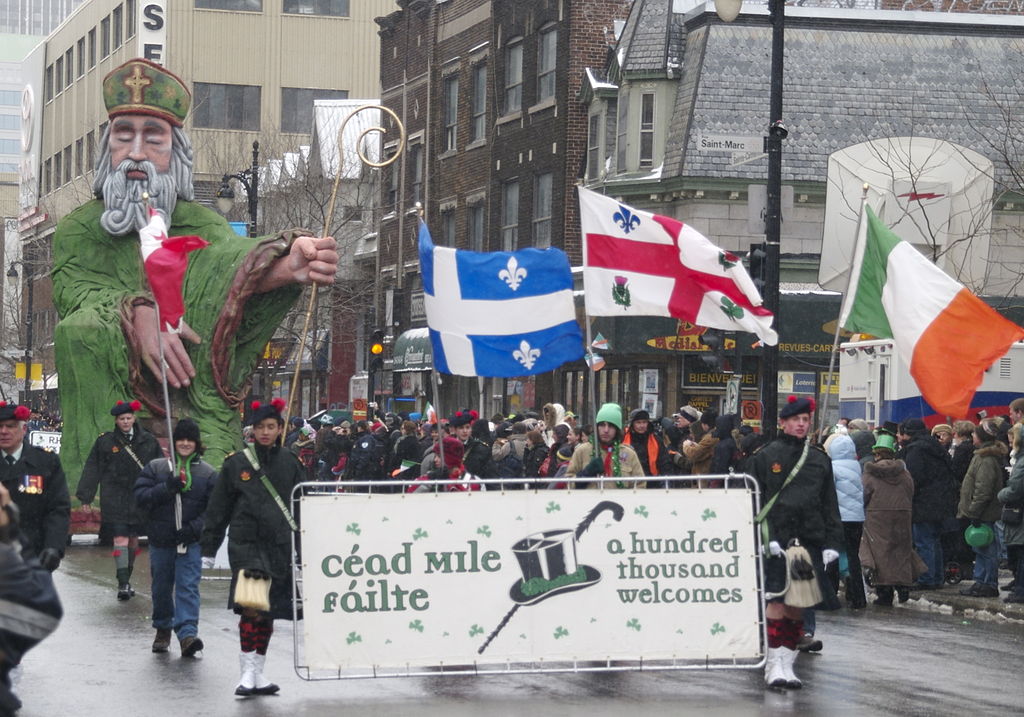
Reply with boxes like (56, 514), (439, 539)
(298, 481), (762, 676)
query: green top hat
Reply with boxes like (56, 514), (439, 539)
(872, 433), (896, 452)
(103, 58), (190, 127)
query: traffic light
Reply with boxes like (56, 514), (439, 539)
(747, 243), (767, 297)
(369, 329), (385, 371)
(698, 328), (731, 371)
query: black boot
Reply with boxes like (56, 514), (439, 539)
(116, 568), (134, 601)
(896, 586), (910, 603)
(874, 586), (894, 606)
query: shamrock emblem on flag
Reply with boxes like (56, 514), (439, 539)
(719, 296), (745, 320)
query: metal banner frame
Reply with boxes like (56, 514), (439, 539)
(286, 473), (761, 680)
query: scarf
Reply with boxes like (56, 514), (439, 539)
(176, 452), (196, 492)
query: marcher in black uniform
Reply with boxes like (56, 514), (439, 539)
(0, 480), (63, 717)
(0, 402), (69, 571)
(750, 396), (843, 690)
(77, 400), (162, 600)
(200, 398), (303, 697)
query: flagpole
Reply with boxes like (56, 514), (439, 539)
(154, 303), (185, 555)
(141, 193), (184, 555)
(818, 183), (870, 436)
(577, 187), (600, 435)
(432, 368), (444, 474)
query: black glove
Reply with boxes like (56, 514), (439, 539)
(39, 547), (61, 572)
(174, 527), (195, 545)
(243, 568), (270, 580)
(578, 456), (604, 477)
(166, 475), (184, 493)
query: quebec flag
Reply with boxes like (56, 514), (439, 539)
(418, 221), (584, 377)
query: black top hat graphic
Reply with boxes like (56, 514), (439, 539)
(509, 529), (601, 606)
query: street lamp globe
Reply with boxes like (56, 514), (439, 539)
(714, 0), (742, 22)
(215, 177), (236, 215)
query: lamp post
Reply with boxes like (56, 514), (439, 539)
(7, 261), (34, 404)
(216, 140), (260, 237)
(715, 0), (785, 435)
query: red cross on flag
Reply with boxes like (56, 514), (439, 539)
(578, 186), (778, 346)
(138, 207), (209, 332)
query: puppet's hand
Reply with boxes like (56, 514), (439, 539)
(133, 305), (200, 388)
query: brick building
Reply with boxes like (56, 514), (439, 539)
(375, 0), (631, 418)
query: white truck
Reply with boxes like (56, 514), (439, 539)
(838, 338), (1024, 427)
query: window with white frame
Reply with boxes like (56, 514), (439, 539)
(640, 92), (655, 168)
(443, 74), (458, 151)
(616, 92), (628, 173)
(532, 172), (552, 248)
(471, 63), (486, 142)
(410, 144), (423, 205)
(537, 26), (557, 102)
(504, 39), (522, 114)
(587, 114), (600, 180)
(501, 180), (519, 251)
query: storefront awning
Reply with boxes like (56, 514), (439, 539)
(392, 327), (433, 372)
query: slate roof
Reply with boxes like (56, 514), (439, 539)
(662, 8), (1024, 189)
(616, 0), (674, 75)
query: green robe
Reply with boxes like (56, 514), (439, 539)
(53, 200), (304, 491)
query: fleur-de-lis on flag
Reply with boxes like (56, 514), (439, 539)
(513, 340), (541, 370)
(613, 205), (641, 234)
(498, 256), (527, 291)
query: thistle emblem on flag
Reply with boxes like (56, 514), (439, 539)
(498, 256), (527, 291)
(613, 206), (641, 234)
(612, 275), (631, 308)
(513, 340), (541, 370)
(719, 296), (745, 320)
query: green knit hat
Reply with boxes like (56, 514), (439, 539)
(103, 58), (190, 127)
(595, 403), (623, 430)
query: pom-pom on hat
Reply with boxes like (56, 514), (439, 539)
(111, 400), (142, 417)
(449, 410), (474, 428)
(0, 401), (31, 422)
(251, 398), (287, 425)
(779, 395), (816, 419)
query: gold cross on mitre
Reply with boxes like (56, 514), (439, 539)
(123, 64), (152, 103)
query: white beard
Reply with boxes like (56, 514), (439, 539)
(99, 160), (179, 236)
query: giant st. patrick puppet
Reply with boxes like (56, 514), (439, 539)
(52, 58), (338, 485)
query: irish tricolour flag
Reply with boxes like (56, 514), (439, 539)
(840, 206), (1024, 418)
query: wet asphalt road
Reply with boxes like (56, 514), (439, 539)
(13, 541), (1024, 717)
